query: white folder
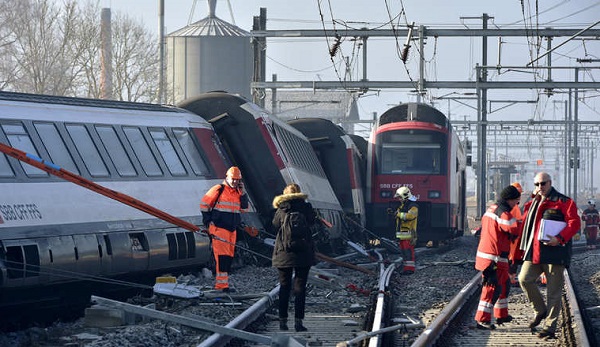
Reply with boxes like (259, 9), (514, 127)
(538, 219), (567, 242)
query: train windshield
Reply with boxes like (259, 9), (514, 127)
(376, 130), (447, 175)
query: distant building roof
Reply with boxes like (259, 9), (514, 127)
(264, 90), (359, 122)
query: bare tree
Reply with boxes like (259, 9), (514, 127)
(0, 0), (159, 102)
(0, 0), (85, 95)
(111, 13), (159, 102)
(0, 1), (24, 90)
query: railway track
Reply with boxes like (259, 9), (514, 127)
(2, 236), (599, 347)
(408, 270), (589, 346)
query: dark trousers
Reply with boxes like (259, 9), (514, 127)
(277, 266), (311, 319)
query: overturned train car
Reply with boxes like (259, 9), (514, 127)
(179, 92), (350, 253)
(287, 118), (366, 231)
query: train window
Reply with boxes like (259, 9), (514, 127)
(65, 124), (109, 177)
(34, 122), (79, 174)
(149, 129), (186, 176)
(0, 153), (14, 177)
(185, 232), (196, 258)
(380, 143), (442, 175)
(5, 245), (24, 278)
(173, 128), (210, 175)
(175, 233), (187, 259)
(2, 124), (48, 177)
(166, 232), (194, 260)
(123, 126), (162, 177)
(23, 245), (40, 277)
(103, 235), (113, 256)
(96, 125), (137, 177)
(377, 130), (447, 175)
(166, 233), (177, 260)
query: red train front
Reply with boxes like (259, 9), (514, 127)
(366, 103), (467, 246)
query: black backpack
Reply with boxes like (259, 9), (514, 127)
(281, 211), (311, 252)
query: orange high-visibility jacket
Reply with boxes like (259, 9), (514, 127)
(475, 202), (519, 271)
(200, 182), (248, 231)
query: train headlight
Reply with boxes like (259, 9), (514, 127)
(428, 190), (441, 199)
(380, 191), (393, 198)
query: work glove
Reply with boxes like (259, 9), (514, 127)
(240, 223), (259, 237)
(508, 233), (519, 242)
(200, 228), (212, 239)
(482, 263), (498, 287)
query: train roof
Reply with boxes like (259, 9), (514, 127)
(379, 103), (449, 128)
(0, 90), (186, 113)
(0, 91), (210, 128)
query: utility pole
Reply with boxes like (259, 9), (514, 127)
(158, 0), (165, 104)
(252, 8), (267, 107)
(476, 13), (490, 216)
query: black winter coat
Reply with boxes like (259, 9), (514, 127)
(271, 192), (317, 268)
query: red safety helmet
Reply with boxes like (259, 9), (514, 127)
(226, 166), (242, 179)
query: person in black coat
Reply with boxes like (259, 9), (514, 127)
(272, 183), (317, 332)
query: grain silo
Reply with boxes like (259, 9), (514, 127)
(166, 0), (253, 104)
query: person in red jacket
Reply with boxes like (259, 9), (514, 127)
(518, 172), (581, 339)
(582, 199), (599, 250)
(474, 185), (521, 330)
(200, 166), (248, 292)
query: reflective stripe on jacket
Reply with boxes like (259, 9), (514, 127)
(200, 182), (248, 231)
(475, 202), (519, 271)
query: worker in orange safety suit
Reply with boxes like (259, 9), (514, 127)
(200, 166), (248, 292)
(392, 186), (418, 274)
(474, 185), (521, 330)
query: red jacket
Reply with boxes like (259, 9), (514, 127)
(475, 202), (520, 271)
(520, 188), (580, 266)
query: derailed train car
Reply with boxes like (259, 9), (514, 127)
(366, 103), (467, 246)
(287, 118), (366, 230)
(0, 91), (261, 326)
(179, 92), (350, 253)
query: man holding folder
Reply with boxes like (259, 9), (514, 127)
(518, 172), (580, 340)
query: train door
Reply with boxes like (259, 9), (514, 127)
(46, 236), (78, 283)
(72, 234), (102, 276)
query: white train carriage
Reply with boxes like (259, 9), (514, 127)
(0, 91), (244, 321)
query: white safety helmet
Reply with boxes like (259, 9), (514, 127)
(395, 186), (412, 200)
(589, 199), (596, 206)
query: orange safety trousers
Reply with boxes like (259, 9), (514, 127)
(209, 224), (237, 290)
(475, 263), (510, 322)
(398, 239), (415, 272)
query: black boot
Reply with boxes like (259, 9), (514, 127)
(279, 318), (288, 331)
(295, 318), (307, 332)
